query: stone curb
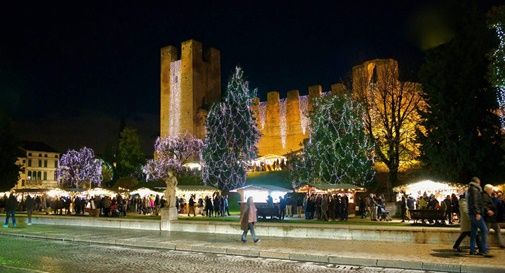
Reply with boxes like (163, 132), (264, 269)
(1, 231), (504, 273)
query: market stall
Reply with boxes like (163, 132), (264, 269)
(296, 183), (365, 204)
(231, 184), (291, 203)
(393, 180), (466, 202)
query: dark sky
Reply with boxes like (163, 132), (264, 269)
(0, 1), (501, 154)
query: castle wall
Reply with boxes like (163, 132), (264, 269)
(160, 44), (413, 158)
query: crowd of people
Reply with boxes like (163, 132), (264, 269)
(249, 159), (287, 172)
(176, 192), (230, 217)
(302, 193), (351, 221)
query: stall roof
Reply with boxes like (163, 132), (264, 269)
(231, 184), (292, 193)
(297, 183), (365, 191)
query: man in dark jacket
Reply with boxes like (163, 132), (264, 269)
(467, 177), (489, 255)
(25, 194), (34, 225)
(3, 193), (18, 228)
(483, 184), (504, 248)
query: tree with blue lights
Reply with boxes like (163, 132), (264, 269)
(202, 67), (260, 191)
(292, 94), (375, 188)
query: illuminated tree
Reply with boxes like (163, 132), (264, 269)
(57, 147), (102, 189)
(202, 67), (260, 191)
(354, 61), (424, 199)
(143, 135), (203, 181)
(292, 94), (375, 188)
(489, 6), (505, 127)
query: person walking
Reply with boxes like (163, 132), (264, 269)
(279, 196), (287, 220)
(483, 184), (505, 248)
(3, 193), (18, 228)
(25, 194), (34, 225)
(467, 177), (489, 255)
(240, 196), (260, 243)
(223, 195), (230, 216)
(452, 194), (480, 252)
(188, 195), (196, 217)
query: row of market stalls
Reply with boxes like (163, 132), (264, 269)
(4, 186), (220, 200)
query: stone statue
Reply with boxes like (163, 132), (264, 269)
(164, 171), (178, 208)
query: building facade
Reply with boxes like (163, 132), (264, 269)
(15, 141), (60, 190)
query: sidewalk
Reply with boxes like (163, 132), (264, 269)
(1, 224), (504, 273)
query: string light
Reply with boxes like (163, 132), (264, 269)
(57, 147), (102, 188)
(169, 60), (182, 135)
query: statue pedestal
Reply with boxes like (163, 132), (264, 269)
(160, 207), (178, 221)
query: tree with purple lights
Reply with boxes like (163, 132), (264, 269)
(143, 135), (203, 180)
(202, 67), (260, 191)
(143, 135), (203, 210)
(57, 147), (102, 189)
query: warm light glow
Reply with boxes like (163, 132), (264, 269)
(84, 187), (116, 197)
(130, 187), (163, 197)
(183, 162), (201, 171)
(394, 180), (466, 202)
(47, 188), (70, 198)
(299, 95), (309, 134)
(243, 189), (288, 203)
(279, 98), (287, 148)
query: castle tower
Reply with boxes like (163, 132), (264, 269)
(160, 40), (221, 139)
(351, 59), (398, 94)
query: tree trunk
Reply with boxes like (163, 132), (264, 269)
(386, 168), (398, 202)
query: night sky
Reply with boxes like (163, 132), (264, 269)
(0, 1), (501, 155)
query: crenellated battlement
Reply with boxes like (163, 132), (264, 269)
(253, 83), (349, 156)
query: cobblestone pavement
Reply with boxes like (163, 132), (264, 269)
(0, 236), (442, 273)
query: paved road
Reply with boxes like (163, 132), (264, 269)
(0, 237), (442, 273)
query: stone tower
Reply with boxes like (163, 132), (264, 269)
(160, 40), (221, 139)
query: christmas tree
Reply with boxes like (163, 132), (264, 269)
(292, 94), (375, 187)
(202, 67), (260, 191)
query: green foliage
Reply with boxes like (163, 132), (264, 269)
(101, 160), (114, 187)
(0, 113), (20, 191)
(292, 94), (375, 187)
(116, 127), (145, 180)
(113, 176), (139, 190)
(418, 2), (504, 182)
(202, 67), (260, 191)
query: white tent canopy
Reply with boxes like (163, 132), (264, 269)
(130, 187), (163, 197)
(84, 187), (116, 197)
(393, 180), (466, 202)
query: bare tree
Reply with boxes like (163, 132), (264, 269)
(353, 60), (424, 200)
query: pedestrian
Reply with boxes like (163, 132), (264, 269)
(188, 195), (196, 217)
(453, 194), (480, 252)
(483, 184), (505, 248)
(25, 194), (34, 225)
(467, 177), (489, 255)
(223, 195), (230, 216)
(3, 193), (18, 228)
(285, 196), (292, 218)
(279, 196), (286, 220)
(400, 191), (407, 222)
(240, 196), (260, 243)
